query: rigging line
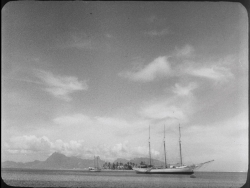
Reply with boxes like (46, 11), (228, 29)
(163, 124), (167, 168)
(179, 124), (183, 166)
(148, 125), (152, 166)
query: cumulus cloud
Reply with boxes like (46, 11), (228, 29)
(119, 45), (235, 85)
(5, 135), (160, 161)
(119, 56), (171, 82)
(185, 64), (234, 83)
(52, 139), (86, 156)
(52, 113), (145, 140)
(92, 142), (159, 161)
(172, 82), (198, 96)
(35, 70), (88, 101)
(6, 135), (86, 157)
(118, 45), (193, 82)
(7, 135), (52, 154)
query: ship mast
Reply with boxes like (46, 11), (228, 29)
(148, 125), (152, 166)
(97, 156), (99, 169)
(179, 124), (183, 166)
(163, 125), (167, 168)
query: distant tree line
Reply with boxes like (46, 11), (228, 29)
(102, 161), (147, 170)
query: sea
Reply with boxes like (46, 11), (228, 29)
(1, 168), (247, 188)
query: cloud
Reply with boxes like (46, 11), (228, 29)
(53, 114), (93, 126)
(119, 56), (171, 82)
(144, 28), (170, 37)
(131, 146), (160, 159)
(90, 142), (159, 161)
(6, 135), (86, 156)
(182, 110), (248, 171)
(52, 139), (86, 156)
(172, 82), (198, 96)
(5, 107), (247, 168)
(5, 135), (160, 161)
(51, 113), (145, 140)
(119, 45), (234, 85)
(175, 44), (194, 57)
(139, 82), (198, 123)
(35, 70), (88, 101)
(118, 45), (193, 82)
(53, 113), (132, 133)
(3, 77), (44, 85)
(185, 64), (234, 83)
(4, 109), (247, 167)
(51, 113), (146, 141)
(7, 135), (52, 154)
(140, 101), (186, 121)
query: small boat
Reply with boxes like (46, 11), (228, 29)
(133, 124), (214, 174)
(89, 156), (101, 172)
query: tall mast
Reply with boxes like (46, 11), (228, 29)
(148, 125), (152, 166)
(179, 124), (183, 166)
(96, 156), (99, 169)
(163, 125), (167, 168)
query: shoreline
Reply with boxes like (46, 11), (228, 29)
(1, 168), (247, 173)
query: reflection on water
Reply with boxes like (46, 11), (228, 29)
(1, 168), (247, 188)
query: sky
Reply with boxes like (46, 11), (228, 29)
(1, 2), (248, 172)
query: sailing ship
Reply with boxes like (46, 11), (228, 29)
(89, 156), (101, 172)
(133, 124), (214, 174)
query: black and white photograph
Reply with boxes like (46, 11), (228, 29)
(1, 1), (248, 187)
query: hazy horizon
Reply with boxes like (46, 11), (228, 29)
(1, 2), (248, 173)
(2, 151), (246, 173)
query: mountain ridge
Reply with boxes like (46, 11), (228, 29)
(2, 152), (165, 169)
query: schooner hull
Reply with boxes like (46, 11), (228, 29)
(89, 169), (101, 172)
(133, 168), (194, 175)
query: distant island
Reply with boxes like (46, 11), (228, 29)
(1, 152), (165, 170)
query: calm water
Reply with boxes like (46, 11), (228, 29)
(1, 168), (247, 188)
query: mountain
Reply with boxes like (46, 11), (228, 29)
(1, 152), (165, 169)
(33, 152), (107, 169)
(2, 152), (105, 170)
(2, 160), (41, 168)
